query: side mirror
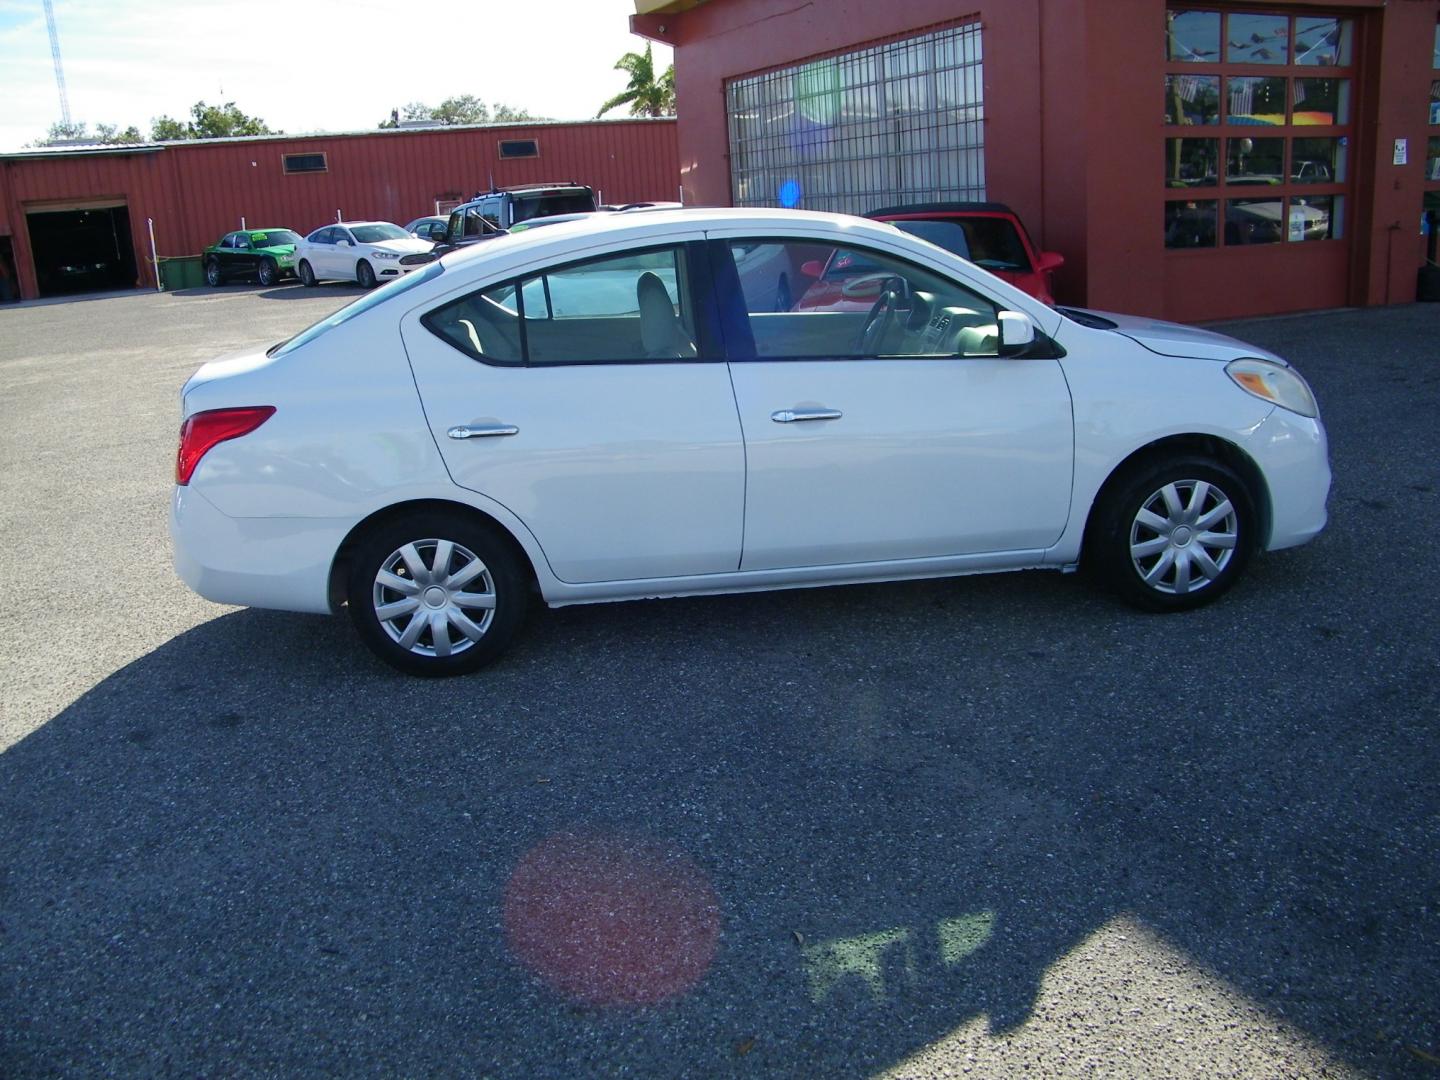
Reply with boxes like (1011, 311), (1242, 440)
(997, 311), (1037, 356)
(1035, 251), (1064, 274)
(800, 259), (824, 279)
(337, 239), (352, 248)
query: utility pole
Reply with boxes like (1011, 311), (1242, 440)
(43, 0), (72, 129)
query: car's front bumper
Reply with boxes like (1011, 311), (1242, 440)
(171, 485), (346, 614)
(1242, 407), (1331, 551)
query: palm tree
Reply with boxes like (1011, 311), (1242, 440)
(597, 43), (676, 118)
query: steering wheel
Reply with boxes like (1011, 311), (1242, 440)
(840, 272), (895, 299)
(855, 286), (899, 355)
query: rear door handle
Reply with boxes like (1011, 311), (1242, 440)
(771, 408), (843, 423)
(447, 424), (519, 439)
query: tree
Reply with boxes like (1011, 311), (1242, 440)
(378, 96), (538, 128)
(32, 120), (143, 146)
(150, 100), (274, 142)
(597, 43), (675, 118)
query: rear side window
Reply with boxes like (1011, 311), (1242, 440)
(511, 191), (597, 225)
(423, 245), (697, 365)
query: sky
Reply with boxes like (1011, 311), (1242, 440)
(0, 0), (673, 151)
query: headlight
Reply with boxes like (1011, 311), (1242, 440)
(371, 251), (400, 260)
(1226, 358), (1319, 418)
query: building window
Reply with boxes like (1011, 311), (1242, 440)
(282, 153), (328, 174)
(498, 139), (539, 160)
(1164, 9), (1354, 250)
(725, 20), (985, 215)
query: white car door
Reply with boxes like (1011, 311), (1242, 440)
(713, 236), (1075, 571)
(302, 228), (335, 279)
(332, 227), (360, 281)
(399, 237), (746, 584)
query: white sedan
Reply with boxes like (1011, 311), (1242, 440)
(172, 208), (1330, 675)
(294, 221), (433, 288)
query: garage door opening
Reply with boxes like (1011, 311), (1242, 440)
(26, 205), (138, 297)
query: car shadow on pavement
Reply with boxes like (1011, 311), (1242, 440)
(3, 545), (1437, 1076)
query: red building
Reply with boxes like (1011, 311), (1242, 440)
(0, 119), (678, 301)
(632, 0), (1440, 321)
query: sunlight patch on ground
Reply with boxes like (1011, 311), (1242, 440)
(874, 915), (1363, 1079)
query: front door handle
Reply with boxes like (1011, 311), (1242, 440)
(771, 408), (843, 423)
(447, 424), (519, 439)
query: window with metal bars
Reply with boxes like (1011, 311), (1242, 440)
(725, 21), (985, 216)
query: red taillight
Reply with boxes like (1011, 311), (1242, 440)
(176, 406), (276, 485)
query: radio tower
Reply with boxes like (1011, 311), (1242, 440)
(43, 0), (72, 129)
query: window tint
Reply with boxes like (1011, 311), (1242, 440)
(423, 245), (697, 365)
(423, 282), (526, 365)
(521, 246), (695, 363)
(729, 240), (1000, 359)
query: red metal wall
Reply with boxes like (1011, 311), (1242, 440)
(641, 0), (1440, 321)
(0, 119), (678, 299)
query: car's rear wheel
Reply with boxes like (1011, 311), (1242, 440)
(298, 260), (316, 287)
(204, 260), (222, 287)
(346, 512), (527, 676)
(1090, 455), (1255, 612)
(356, 260), (377, 289)
(257, 257), (277, 286)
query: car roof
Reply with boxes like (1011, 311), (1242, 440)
(437, 207), (907, 273)
(867, 201), (1018, 218)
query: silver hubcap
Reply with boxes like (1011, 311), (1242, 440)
(1129, 480), (1239, 595)
(372, 538), (496, 658)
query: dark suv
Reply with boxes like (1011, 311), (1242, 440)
(440, 184), (597, 249)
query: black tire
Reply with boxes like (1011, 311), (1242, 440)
(1089, 455), (1256, 612)
(356, 260), (377, 289)
(298, 260), (316, 287)
(346, 512), (528, 676)
(204, 259), (223, 287)
(257, 257), (277, 286)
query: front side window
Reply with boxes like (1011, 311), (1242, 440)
(423, 245), (697, 365)
(728, 239), (1001, 359)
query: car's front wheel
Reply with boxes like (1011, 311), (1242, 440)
(298, 260), (316, 287)
(356, 260), (377, 289)
(204, 260), (223, 287)
(1090, 455), (1255, 612)
(257, 257), (278, 286)
(346, 512), (528, 676)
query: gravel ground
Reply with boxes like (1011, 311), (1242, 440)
(1, 285), (1437, 1078)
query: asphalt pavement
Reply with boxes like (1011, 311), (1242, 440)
(1, 283), (1438, 1078)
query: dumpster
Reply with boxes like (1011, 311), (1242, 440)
(157, 255), (204, 291)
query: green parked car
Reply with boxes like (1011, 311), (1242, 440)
(202, 229), (303, 287)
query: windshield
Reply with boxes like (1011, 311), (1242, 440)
(959, 218), (1030, 271)
(254, 230), (301, 247)
(270, 262), (444, 357)
(351, 223), (410, 244)
(891, 220), (971, 260)
(511, 191), (597, 225)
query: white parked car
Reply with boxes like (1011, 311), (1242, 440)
(294, 221), (433, 288)
(172, 208), (1330, 675)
